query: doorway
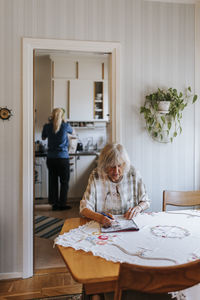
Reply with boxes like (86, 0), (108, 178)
(34, 49), (113, 271)
(22, 38), (121, 278)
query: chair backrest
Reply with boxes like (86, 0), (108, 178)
(114, 260), (200, 300)
(163, 190), (200, 211)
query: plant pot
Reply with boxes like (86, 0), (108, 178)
(158, 101), (170, 112)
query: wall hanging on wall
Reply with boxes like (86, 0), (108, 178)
(0, 107), (13, 121)
(140, 87), (198, 143)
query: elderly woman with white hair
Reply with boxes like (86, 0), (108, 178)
(42, 108), (73, 211)
(80, 143), (150, 227)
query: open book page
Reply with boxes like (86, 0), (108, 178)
(101, 215), (139, 233)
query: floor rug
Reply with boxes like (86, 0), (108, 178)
(35, 215), (65, 240)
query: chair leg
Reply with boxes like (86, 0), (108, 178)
(114, 288), (122, 300)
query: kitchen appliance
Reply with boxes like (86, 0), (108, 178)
(68, 134), (78, 153)
(77, 141), (83, 151)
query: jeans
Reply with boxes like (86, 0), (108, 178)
(47, 158), (70, 207)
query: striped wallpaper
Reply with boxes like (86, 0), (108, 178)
(0, 0), (198, 277)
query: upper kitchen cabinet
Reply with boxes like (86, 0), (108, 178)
(52, 79), (70, 118)
(50, 53), (109, 121)
(51, 56), (77, 79)
(79, 59), (108, 80)
(69, 80), (93, 120)
(94, 80), (109, 121)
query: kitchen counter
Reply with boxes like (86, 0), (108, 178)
(75, 151), (100, 156)
(35, 151), (100, 157)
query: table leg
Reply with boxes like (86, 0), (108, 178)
(82, 286), (91, 300)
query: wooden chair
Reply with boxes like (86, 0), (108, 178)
(163, 190), (200, 211)
(114, 260), (200, 300)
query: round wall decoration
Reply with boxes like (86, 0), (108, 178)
(0, 107), (13, 120)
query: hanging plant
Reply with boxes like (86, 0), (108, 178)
(140, 87), (198, 143)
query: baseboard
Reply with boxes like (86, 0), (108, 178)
(0, 272), (22, 280)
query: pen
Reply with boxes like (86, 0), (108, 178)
(100, 212), (113, 220)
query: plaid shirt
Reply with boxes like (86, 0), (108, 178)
(80, 166), (150, 215)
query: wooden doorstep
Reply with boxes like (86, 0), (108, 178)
(34, 267), (67, 275)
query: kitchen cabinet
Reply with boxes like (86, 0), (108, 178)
(53, 78), (94, 120)
(53, 59), (76, 79)
(75, 155), (97, 198)
(93, 80), (109, 121)
(53, 79), (70, 117)
(68, 156), (77, 198)
(35, 157), (48, 199)
(68, 154), (97, 199)
(51, 55), (109, 121)
(69, 80), (93, 120)
(79, 60), (103, 80)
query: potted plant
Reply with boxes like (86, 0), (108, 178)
(140, 87), (198, 143)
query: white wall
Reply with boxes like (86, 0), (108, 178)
(0, 0), (198, 277)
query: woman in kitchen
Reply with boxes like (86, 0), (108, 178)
(80, 143), (150, 300)
(42, 107), (73, 211)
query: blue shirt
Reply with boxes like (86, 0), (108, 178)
(42, 122), (73, 158)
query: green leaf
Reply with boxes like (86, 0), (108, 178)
(179, 127), (182, 134)
(174, 132), (177, 137)
(140, 107), (145, 113)
(161, 116), (165, 124)
(188, 86), (192, 92)
(170, 137), (173, 143)
(150, 118), (154, 125)
(160, 134), (163, 140)
(155, 122), (160, 129)
(153, 132), (158, 137)
(193, 94), (198, 103)
(168, 122), (172, 130)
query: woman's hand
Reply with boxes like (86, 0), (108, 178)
(81, 208), (115, 227)
(124, 206), (142, 219)
(100, 212), (114, 227)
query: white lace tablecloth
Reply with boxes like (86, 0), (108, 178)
(55, 210), (200, 299)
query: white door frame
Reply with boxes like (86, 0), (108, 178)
(22, 38), (121, 278)
(195, 3), (200, 189)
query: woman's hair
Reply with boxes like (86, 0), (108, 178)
(51, 108), (65, 133)
(97, 143), (130, 176)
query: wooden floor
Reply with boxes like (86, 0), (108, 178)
(0, 200), (83, 299)
(0, 268), (82, 299)
(35, 200), (80, 270)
